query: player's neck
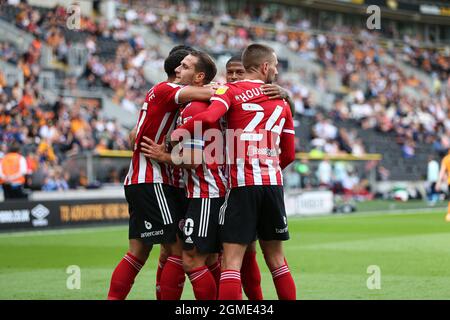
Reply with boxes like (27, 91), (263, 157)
(193, 80), (204, 87)
(243, 72), (266, 83)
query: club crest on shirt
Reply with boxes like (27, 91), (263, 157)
(215, 86), (229, 95)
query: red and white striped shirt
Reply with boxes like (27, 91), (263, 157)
(176, 80), (295, 189)
(178, 101), (228, 198)
(125, 81), (185, 186)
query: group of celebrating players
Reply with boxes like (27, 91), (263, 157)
(107, 43), (297, 300)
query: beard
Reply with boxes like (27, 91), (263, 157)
(266, 71), (278, 84)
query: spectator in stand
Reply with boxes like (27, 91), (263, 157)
(427, 155), (440, 205)
(342, 169), (360, 196)
(402, 139), (416, 159)
(285, 165), (301, 189)
(352, 139), (366, 156)
(1, 0), (449, 192)
(42, 167), (69, 191)
(317, 157), (332, 188)
(0, 142), (28, 200)
(292, 159), (311, 189)
(332, 161), (348, 193)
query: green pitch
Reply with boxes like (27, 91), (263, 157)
(1, 208), (450, 300)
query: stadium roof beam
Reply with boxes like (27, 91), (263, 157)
(252, 0), (450, 25)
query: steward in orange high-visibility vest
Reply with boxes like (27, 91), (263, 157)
(0, 143), (28, 200)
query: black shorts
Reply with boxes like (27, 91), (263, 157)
(182, 197), (224, 254)
(125, 183), (188, 245)
(219, 185), (290, 244)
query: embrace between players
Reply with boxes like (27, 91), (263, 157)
(107, 43), (297, 300)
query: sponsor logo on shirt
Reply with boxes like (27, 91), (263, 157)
(247, 145), (278, 157)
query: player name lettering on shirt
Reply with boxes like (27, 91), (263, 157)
(235, 87), (264, 102)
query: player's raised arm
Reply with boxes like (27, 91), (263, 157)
(176, 86), (215, 104)
(172, 99), (227, 139)
(278, 104), (296, 170)
(261, 84), (295, 115)
(150, 82), (214, 113)
(171, 86), (231, 140)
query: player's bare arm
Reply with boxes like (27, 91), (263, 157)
(171, 100), (228, 142)
(261, 84), (295, 114)
(261, 84), (289, 99)
(177, 86), (215, 104)
(140, 136), (198, 169)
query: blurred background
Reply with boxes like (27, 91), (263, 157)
(0, 0), (449, 220)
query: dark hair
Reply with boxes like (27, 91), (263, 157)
(164, 49), (190, 77)
(242, 44), (275, 72)
(8, 142), (21, 153)
(226, 54), (242, 66)
(189, 50), (217, 84)
(169, 45), (194, 55)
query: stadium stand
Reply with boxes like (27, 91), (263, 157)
(0, 0), (449, 198)
(0, 3), (134, 190)
(118, 0), (449, 183)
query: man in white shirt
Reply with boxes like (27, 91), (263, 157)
(317, 158), (332, 188)
(427, 155), (440, 204)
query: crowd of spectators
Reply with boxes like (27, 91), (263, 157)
(2, 1), (158, 112)
(0, 37), (130, 192)
(119, 0), (449, 159)
(309, 112), (366, 156)
(304, 32), (450, 158)
(2, 0), (450, 194)
(284, 158), (374, 200)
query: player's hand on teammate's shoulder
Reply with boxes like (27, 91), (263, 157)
(203, 81), (221, 92)
(261, 84), (289, 100)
